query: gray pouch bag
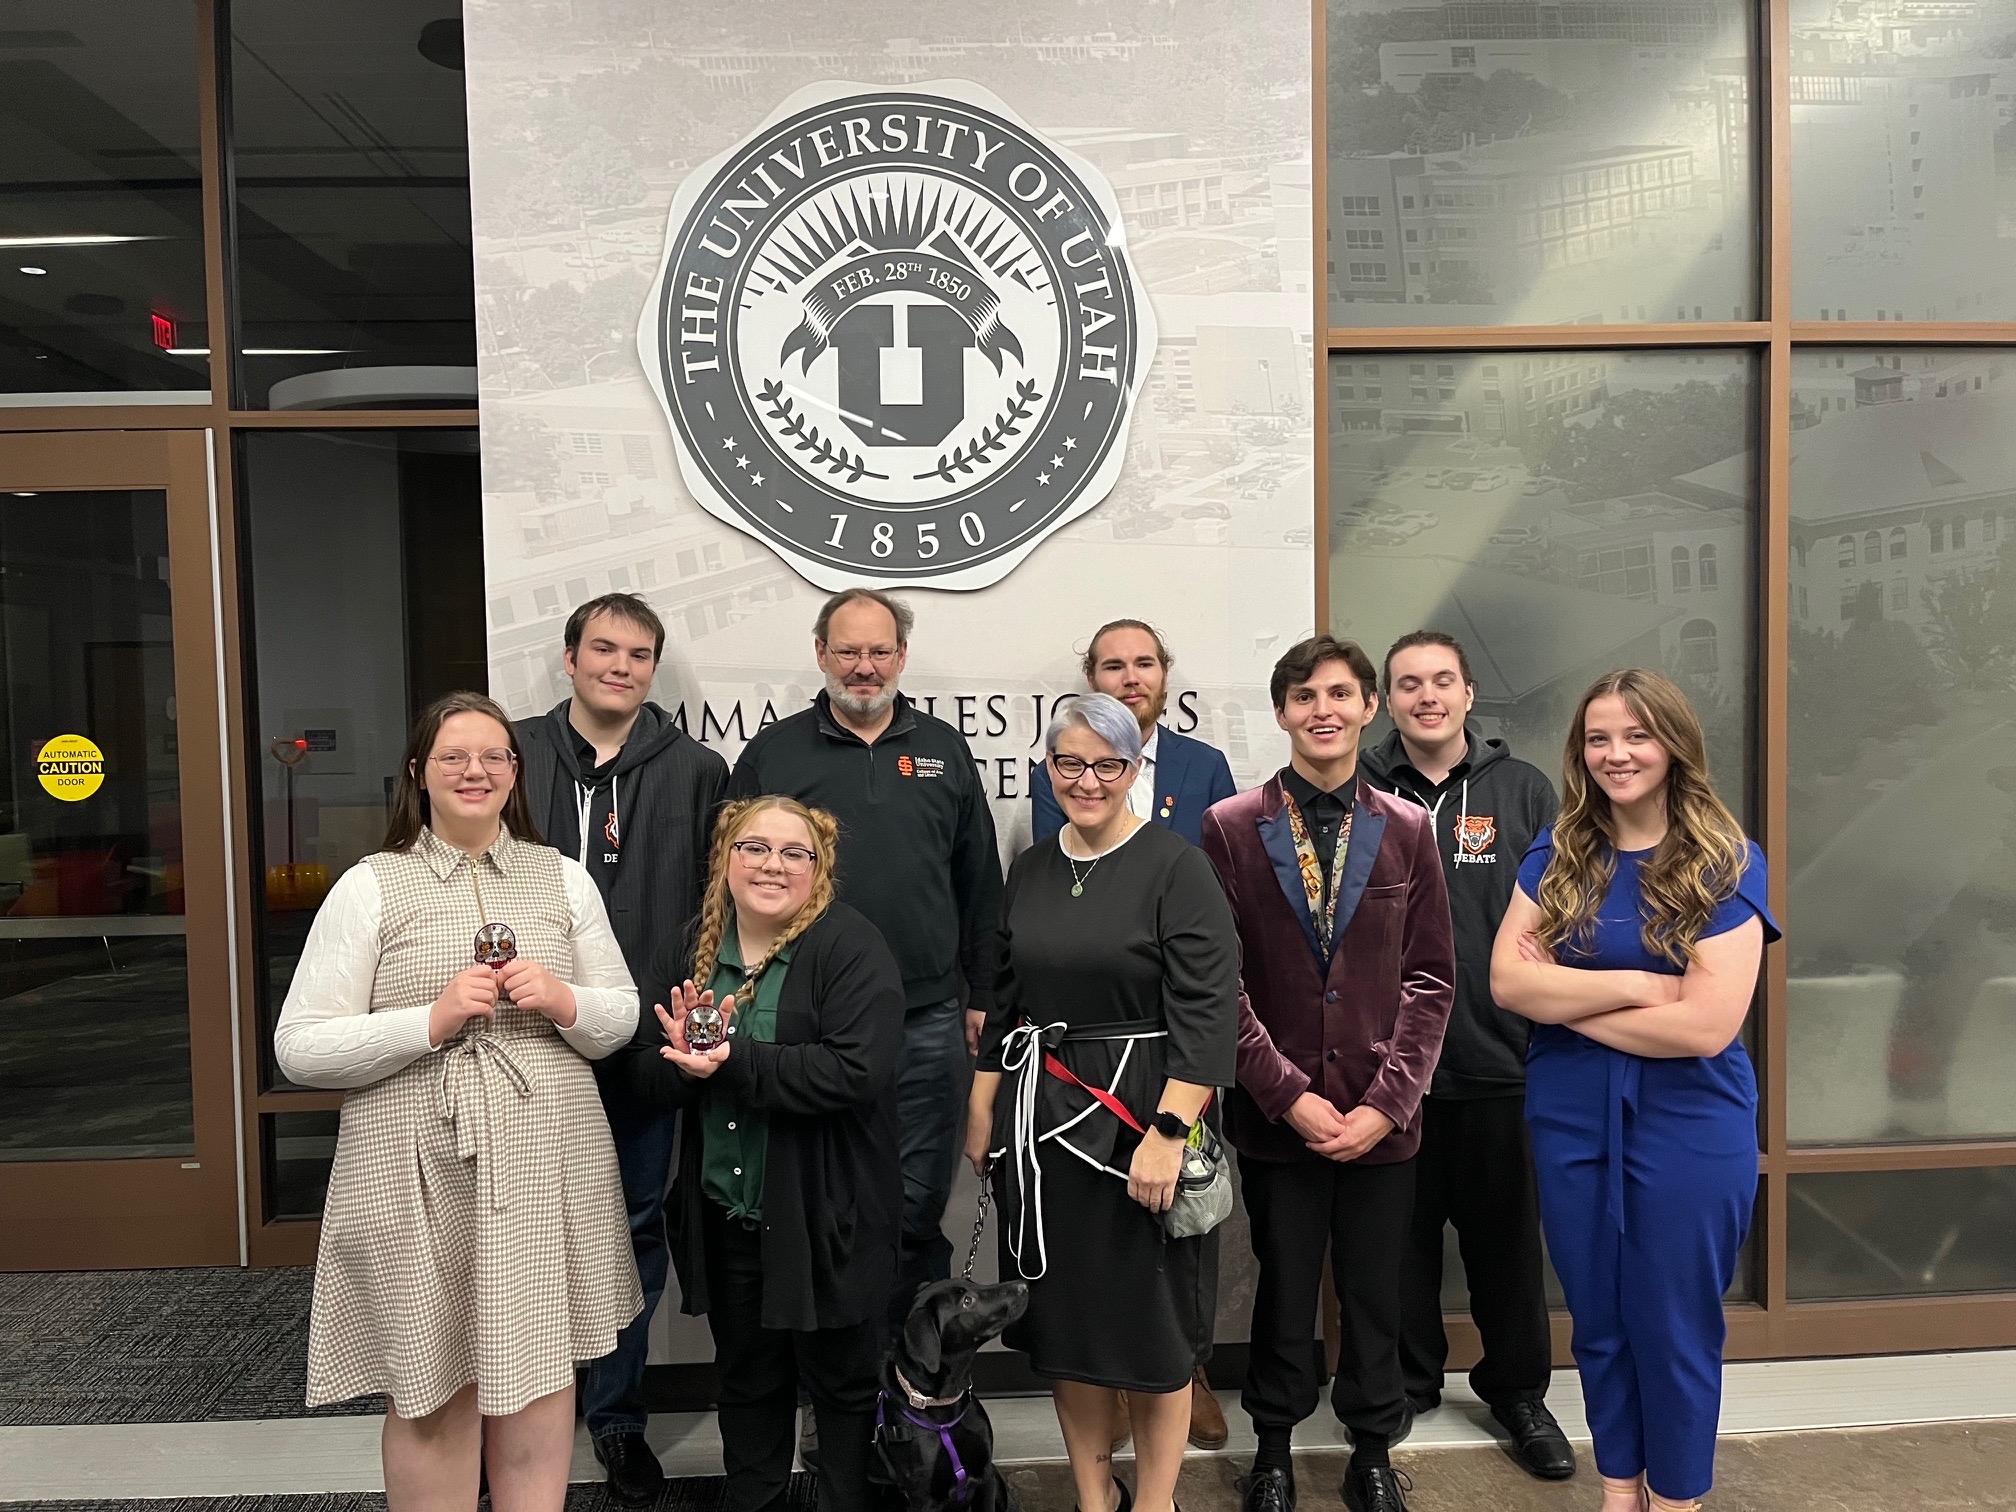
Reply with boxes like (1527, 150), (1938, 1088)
(1163, 1119), (1233, 1239)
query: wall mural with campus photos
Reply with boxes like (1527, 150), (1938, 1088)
(463, 0), (1313, 1356)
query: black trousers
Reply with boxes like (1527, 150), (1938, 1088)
(1397, 1093), (1553, 1408)
(1239, 1153), (1414, 1438)
(703, 1203), (881, 1512)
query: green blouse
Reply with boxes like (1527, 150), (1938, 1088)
(699, 932), (792, 1221)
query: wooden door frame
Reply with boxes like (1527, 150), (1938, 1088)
(0, 428), (244, 1269)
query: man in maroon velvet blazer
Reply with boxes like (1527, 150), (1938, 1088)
(1199, 635), (1454, 1512)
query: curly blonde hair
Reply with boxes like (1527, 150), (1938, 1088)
(689, 796), (841, 993)
(1535, 668), (1749, 968)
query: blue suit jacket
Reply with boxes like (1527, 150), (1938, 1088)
(1031, 724), (1238, 848)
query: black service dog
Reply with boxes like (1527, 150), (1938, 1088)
(874, 1278), (1029, 1512)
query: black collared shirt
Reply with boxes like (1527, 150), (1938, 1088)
(1282, 765), (1355, 894)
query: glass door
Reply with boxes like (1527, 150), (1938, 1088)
(0, 430), (239, 1268)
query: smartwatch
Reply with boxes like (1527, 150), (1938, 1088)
(1152, 1110), (1191, 1141)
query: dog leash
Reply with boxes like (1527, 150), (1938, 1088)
(961, 1154), (996, 1282)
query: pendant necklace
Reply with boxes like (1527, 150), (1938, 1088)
(1063, 832), (1111, 897)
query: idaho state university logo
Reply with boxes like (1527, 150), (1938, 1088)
(1456, 815), (1496, 855)
(640, 79), (1156, 590)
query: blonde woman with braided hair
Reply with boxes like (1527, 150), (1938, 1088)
(621, 795), (904, 1512)
(1490, 670), (1778, 1512)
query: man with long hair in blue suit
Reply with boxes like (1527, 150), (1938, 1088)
(1034, 620), (1239, 850)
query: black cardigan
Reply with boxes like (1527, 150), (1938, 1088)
(608, 901), (905, 1333)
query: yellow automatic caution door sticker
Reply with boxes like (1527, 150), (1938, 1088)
(37, 733), (105, 801)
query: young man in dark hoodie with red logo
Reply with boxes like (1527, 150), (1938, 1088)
(515, 593), (728, 1504)
(1359, 631), (1573, 1483)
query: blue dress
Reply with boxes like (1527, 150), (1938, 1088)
(1516, 831), (1778, 1501)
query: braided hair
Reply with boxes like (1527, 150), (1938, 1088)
(689, 796), (842, 995)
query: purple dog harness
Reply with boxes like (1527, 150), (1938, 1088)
(875, 1364), (977, 1503)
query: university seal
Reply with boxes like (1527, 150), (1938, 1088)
(640, 78), (1156, 589)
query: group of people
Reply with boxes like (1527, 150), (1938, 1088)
(273, 586), (1775, 1512)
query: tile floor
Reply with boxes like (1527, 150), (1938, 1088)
(2, 1352), (2010, 1502)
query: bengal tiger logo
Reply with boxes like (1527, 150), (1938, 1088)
(1456, 815), (1496, 855)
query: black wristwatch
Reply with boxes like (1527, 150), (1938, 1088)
(1152, 1110), (1191, 1141)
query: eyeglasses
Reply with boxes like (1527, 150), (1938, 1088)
(730, 839), (818, 873)
(1050, 753), (1133, 783)
(824, 645), (899, 667)
(429, 748), (518, 775)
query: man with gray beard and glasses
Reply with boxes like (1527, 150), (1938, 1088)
(726, 588), (1003, 1339)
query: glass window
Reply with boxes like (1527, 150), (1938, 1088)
(0, 5), (208, 398)
(1789, 1169), (2016, 1299)
(228, 4), (475, 408)
(1789, 352), (2016, 1144)
(1792, 1), (2016, 319)
(1329, 1), (1756, 324)
(264, 1109), (338, 1220)
(1329, 349), (1756, 807)
(0, 489), (193, 1159)
(1698, 543), (1719, 590)
(1863, 531), (1881, 566)
(1889, 527), (1908, 560)
(1672, 544), (1693, 592)
(239, 430), (483, 1094)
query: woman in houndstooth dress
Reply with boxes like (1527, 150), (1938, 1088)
(276, 691), (643, 1511)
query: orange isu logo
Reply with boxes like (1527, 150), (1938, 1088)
(897, 754), (916, 776)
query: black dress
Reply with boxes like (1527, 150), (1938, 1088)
(977, 822), (1240, 1392)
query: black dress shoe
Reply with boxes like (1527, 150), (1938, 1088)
(1491, 1398), (1577, 1481)
(1236, 1466), (1295, 1512)
(594, 1430), (665, 1506)
(1340, 1465), (1412, 1512)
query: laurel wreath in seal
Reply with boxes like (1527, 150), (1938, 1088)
(914, 380), (1044, 483)
(757, 380), (888, 483)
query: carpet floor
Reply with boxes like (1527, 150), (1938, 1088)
(0, 1268), (377, 1426)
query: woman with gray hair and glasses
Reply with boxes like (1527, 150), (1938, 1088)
(965, 693), (1240, 1512)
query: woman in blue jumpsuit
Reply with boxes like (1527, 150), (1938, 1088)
(1490, 670), (1776, 1511)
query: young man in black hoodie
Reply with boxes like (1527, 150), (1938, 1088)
(1359, 631), (1574, 1483)
(515, 592), (728, 1504)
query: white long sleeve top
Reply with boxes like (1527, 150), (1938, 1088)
(273, 857), (639, 1090)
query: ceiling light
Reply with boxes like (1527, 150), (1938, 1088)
(165, 347), (349, 356)
(0, 235), (158, 248)
(18, 266), (47, 275)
